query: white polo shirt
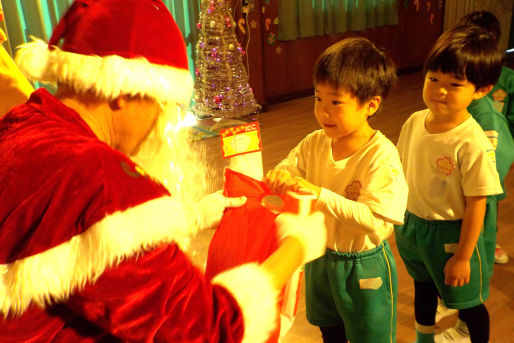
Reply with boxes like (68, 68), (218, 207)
(276, 130), (408, 252)
(397, 109), (502, 220)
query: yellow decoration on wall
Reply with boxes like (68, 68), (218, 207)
(238, 18), (246, 34)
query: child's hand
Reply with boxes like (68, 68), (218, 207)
(265, 170), (321, 197)
(265, 170), (296, 195)
(291, 176), (321, 198)
(444, 255), (470, 287)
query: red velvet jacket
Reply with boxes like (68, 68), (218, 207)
(0, 89), (277, 342)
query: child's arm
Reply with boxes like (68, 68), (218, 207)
(265, 172), (392, 243)
(443, 195), (487, 287)
(317, 187), (393, 236)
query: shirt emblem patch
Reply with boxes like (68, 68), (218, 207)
(435, 156), (455, 176)
(345, 180), (361, 200)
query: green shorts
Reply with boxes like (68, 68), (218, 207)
(305, 241), (397, 343)
(483, 197), (498, 276)
(395, 211), (489, 310)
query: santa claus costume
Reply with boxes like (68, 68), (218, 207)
(0, 0), (278, 342)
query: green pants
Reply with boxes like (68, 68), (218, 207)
(395, 211), (489, 309)
(483, 197), (498, 276)
(305, 241), (397, 343)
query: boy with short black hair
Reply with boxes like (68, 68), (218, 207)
(432, 11), (514, 343)
(456, 10), (514, 266)
(265, 37), (408, 343)
(395, 25), (503, 343)
(456, 10), (514, 138)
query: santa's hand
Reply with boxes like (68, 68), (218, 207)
(197, 190), (247, 229)
(275, 212), (327, 264)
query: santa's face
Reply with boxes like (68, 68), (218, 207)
(119, 97), (162, 156)
(130, 102), (212, 226)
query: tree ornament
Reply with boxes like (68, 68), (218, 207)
(193, 0), (259, 118)
(225, 15), (232, 27)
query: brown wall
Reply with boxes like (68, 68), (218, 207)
(233, 0), (445, 105)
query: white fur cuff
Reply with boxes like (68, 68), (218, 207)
(15, 38), (193, 105)
(212, 263), (279, 343)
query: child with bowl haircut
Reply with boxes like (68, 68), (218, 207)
(395, 25), (503, 343)
(457, 10), (514, 268)
(432, 11), (514, 343)
(265, 37), (408, 343)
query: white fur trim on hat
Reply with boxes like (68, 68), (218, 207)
(15, 38), (193, 105)
(213, 264), (279, 343)
(0, 195), (199, 317)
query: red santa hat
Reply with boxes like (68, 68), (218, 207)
(15, 0), (193, 105)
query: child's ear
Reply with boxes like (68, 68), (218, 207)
(367, 96), (382, 117)
(473, 85), (493, 100)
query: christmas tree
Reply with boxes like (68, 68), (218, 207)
(193, 0), (259, 118)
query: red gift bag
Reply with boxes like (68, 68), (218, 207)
(206, 168), (303, 343)
(206, 169), (279, 276)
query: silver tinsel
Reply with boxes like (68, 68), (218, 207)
(193, 0), (259, 118)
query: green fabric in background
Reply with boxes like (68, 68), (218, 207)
(278, 0), (399, 41)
